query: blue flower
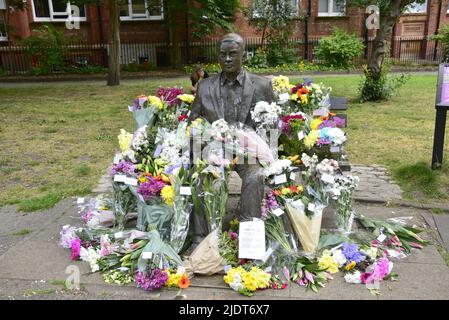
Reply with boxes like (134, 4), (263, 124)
(342, 242), (364, 263)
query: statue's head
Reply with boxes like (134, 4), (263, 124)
(218, 33), (245, 75)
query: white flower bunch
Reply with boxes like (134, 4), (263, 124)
(131, 125), (149, 152)
(328, 175), (359, 199)
(324, 127), (346, 145)
(264, 159), (292, 177)
(156, 124), (190, 171)
(301, 153), (319, 169)
(344, 270), (362, 284)
(251, 101), (282, 129)
(316, 159), (339, 176)
(329, 248), (347, 267)
(80, 247), (102, 272)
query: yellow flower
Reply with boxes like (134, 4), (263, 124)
(345, 261), (356, 271)
(318, 250), (339, 274)
(303, 130), (319, 149)
(161, 174), (171, 183)
(177, 94), (195, 104)
(223, 267), (245, 285)
(166, 269), (183, 287)
(161, 185), (174, 206)
(310, 118), (323, 131)
(281, 187), (292, 195)
(148, 95), (164, 111)
(117, 129), (132, 152)
(300, 94), (308, 104)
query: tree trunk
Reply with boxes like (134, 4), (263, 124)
(168, 5), (182, 68)
(107, 0), (120, 86)
(367, 1), (404, 80)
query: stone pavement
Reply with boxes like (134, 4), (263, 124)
(1, 163), (449, 300)
(1, 197), (449, 300)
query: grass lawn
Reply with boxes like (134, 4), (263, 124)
(0, 73), (448, 211)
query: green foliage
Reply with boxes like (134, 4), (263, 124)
(266, 38), (298, 66)
(23, 25), (70, 74)
(393, 161), (445, 198)
(244, 0), (300, 66)
(358, 64), (409, 102)
(314, 28), (364, 69)
(18, 192), (63, 212)
(244, 48), (269, 69)
(429, 23), (449, 62)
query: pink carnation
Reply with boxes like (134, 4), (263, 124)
(70, 238), (81, 260)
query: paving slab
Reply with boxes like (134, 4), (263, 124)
(433, 214), (449, 252)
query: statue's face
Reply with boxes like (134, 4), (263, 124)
(218, 41), (243, 75)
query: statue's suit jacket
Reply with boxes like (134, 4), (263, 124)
(189, 70), (275, 127)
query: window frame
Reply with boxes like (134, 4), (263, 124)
(31, 0), (87, 22)
(317, 0), (346, 17)
(120, 0), (164, 21)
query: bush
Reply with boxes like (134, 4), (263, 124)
(244, 48), (269, 69)
(266, 39), (298, 66)
(358, 64), (409, 102)
(314, 28), (365, 69)
(23, 25), (69, 74)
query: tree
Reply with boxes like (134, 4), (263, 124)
(341, 0), (426, 100)
(163, 0), (240, 67)
(243, 0), (301, 66)
(71, 0), (122, 86)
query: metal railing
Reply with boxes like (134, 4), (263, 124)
(0, 36), (444, 75)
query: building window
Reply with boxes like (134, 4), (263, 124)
(318, 0), (345, 17)
(252, 0), (299, 18)
(0, 9), (7, 41)
(405, 1), (427, 14)
(120, 0), (164, 21)
(31, 0), (86, 21)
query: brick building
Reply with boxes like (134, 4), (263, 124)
(0, 0), (448, 69)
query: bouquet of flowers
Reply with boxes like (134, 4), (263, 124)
(329, 175), (360, 233)
(223, 266), (271, 296)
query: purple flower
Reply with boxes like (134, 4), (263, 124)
(156, 87), (184, 107)
(318, 117), (346, 129)
(333, 117), (346, 128)
(137, 177), (166, 201)
(260, 193), (279, 220)
(110, 161), (137, 176)
(317, 137), (332, 146)
(229, 231), (238, 240)
(342, 242), (364, 263)
(81, 210), (94, 223)
(376, 257), (391, 279)
(135, 269), (168, 291)
(70, 238), (81, 260)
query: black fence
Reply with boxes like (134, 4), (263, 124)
(0, 36), (444, 75)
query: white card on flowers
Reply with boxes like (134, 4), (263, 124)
(76, 198), (85, 205)
(297, 131), (305, 141)
(125, 177), (138, 186)
(272, 208), (285, 217)
(290, 172), (296, 181)
(321, 173), (335, 184)
(274, 174), (287, 185)
(114, 175), (126, 183)
(114, 232), (124, 239)
(180, 186), (192, 195)
(238, 220), (265, 260)
(307, 202), (316, 212)
(330, 146), (340, 153)
(142, 251), (153, 259)
(113, 153), (121, 164)
(278, 93), (290, 103)
(377, 233), (387, 243)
